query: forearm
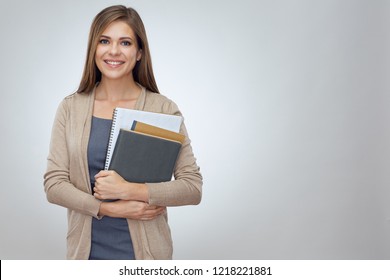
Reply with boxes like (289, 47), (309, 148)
(98, 199), (166, 220)
(93, 170), (150, 202)
(122, 182), (149, 202)
(44, 99), (102, 217)
(147, 175), (202, 206)
(98, 201), (116, 217)
(44, 176), (101, 218)
(144, 118), (203, 206)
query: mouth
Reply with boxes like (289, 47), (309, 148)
(104, 60), (125, 66)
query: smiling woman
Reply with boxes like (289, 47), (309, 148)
(43, 5), (203, 260)
(95, 21), (142, 82)
(77, 5), (159, 95)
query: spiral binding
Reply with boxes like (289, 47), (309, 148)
(104, 108), (119, 170)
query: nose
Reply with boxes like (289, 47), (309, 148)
(109, 42), (120, 55)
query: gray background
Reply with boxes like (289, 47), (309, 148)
(0, 0), (389, 259)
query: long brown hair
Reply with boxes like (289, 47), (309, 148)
(77, 5), (159, 94)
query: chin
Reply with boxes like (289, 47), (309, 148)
(101, 72), (130, 81)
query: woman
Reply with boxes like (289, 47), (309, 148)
(44, 5), (202, 260)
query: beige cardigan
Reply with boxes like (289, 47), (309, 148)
(43, 86), (202, 259)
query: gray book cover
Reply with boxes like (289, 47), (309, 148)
(109, 129), (182, 183)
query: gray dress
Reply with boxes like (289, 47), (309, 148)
(87, 116), (135, 260)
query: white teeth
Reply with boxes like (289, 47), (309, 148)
(106, 60), (123, 65)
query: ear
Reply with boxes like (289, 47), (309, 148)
(137, 49), (142, 61)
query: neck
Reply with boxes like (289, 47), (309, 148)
(96, 76), (141, 101)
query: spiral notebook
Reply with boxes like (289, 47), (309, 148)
(104, 108), (183, 170)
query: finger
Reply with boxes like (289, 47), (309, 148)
(146, 204), (166, 210)
(95, 170), (111, 179)
(139, 215), (154, 221)
(144, 208), (165, 218)
(93, 192), (101, 199)
(145, 204), (157, 210)
(155, 206), (166, 213)
(94, 185), (103, 195)
(142, 211), (162, 220)
(146, 208), (165, 218)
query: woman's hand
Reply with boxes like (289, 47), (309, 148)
(93, 170), (129, 200)
(94, 170), (149, 202)
(99, 200), (166, 220)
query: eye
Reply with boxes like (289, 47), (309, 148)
(121, 41), (131, 46)
(99, 39), (109, 44)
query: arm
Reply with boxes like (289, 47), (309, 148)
(93, 170), (149, 202)
(92, 170), (165, 219)
(147, 119), (203, 206)
(43, 99), (102, 218)
(98, 200), (165, 221)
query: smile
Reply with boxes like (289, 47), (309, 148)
(104, 60), (125, 66)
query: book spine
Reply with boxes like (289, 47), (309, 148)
(131, 120), (138, 131)
(104, 108), (118, 170)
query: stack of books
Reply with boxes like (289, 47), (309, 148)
(105, 108), (184, 183)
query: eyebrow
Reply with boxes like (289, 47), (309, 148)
(100, 35), (134, 41)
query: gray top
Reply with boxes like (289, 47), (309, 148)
(87, 116), (135, 260)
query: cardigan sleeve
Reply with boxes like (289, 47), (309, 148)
(146, 101), (203, 206)
(43, 99), (102, 218)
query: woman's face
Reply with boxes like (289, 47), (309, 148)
(95, 20), (142, 81)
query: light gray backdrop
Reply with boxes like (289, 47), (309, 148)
(0, 0), (389, 259)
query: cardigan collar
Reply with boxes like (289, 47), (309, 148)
(134, 84), (147, 111)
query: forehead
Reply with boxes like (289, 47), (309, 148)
(101, 21), (136, 38)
